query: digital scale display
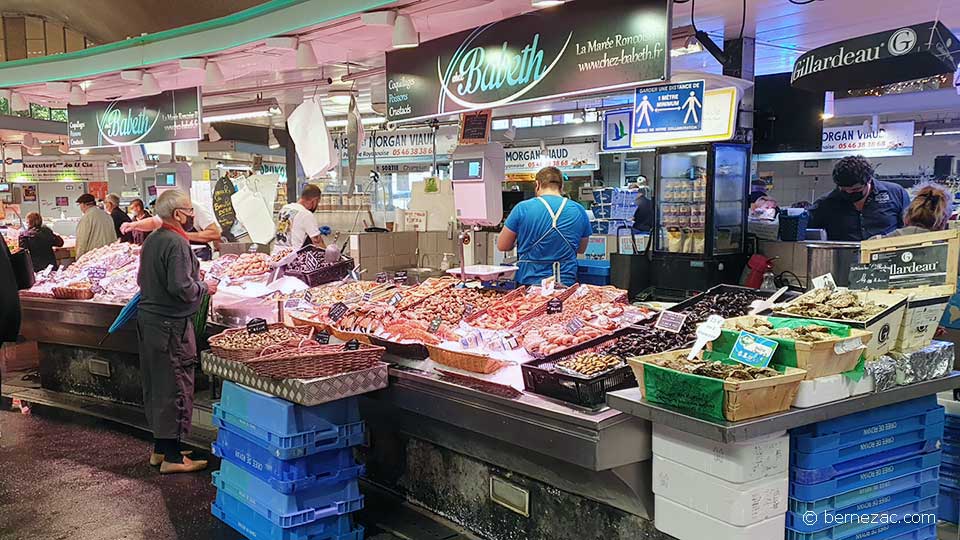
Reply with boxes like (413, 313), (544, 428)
(452, 158), (483, 181)
(156, 172), (177, 187)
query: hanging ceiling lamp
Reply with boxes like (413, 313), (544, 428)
(392, 14), (419, 49)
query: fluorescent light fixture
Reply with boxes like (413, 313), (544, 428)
(325, 116), (386, 128)
(821, 91), (835, 120)
(203, 98), (282, 123)
(392, 14), (419, 49)
(205, 61), (225, 86)
(296, 42), (318, 69)
(531, 0), (565, 7)
(141, 73), (161, 95)
(10, 92), (29, 112)
(328, 91), (354, 106)
(69, 85), (88, 106)
(571, 111), (585, 124)
(920, 129), (960, 137)
(268, 128), (280, 149)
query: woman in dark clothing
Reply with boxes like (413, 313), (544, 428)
(18, 212), (64, 271)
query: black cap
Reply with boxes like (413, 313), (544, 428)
(76, 193), (96, 205)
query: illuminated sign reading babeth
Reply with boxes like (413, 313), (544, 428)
(69, 87), (202, 149)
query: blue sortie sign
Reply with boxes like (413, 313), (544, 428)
(633, 80), (704, 134)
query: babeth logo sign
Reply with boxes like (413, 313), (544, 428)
(385, 0), (669, 123)
(96, 101), (161, 146)
(68, 87), (202, 150)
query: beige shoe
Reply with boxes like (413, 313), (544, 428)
(160, 456), (208, 474)
(150, 450), (194, 466)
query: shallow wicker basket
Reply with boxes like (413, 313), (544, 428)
(243, 340), (386, 379)
(52, 286), (95, 300)
(425, 344), (506, 374)
(208, 323), (311, 361)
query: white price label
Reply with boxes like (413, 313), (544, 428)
(688, 314), (725, 360)
(811, 273), (837, 290)
(834, 338), (864, 355)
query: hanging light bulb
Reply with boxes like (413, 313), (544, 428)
(296, 42), (318, 69)
(821, 91), (835, 120)
(69, 85), (88, 106)
(141, 73), (161, 95)
(392, 14), (419, 49)
(268, 128), (280, 149)
(205, 61), (225, 86)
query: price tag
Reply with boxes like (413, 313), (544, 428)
(304, 290), (315, 304)
(565, 317), (584, 335)
(246, 318), (269, 334)
(848, 264), (891, 290)
(834, 337), (864, 355)
(688, 314), (725, 360)
(393, 271), (408, 284)
(375, 272), (389, 284)
(248, 243), (259, 253)
(283, 299), (301, 311)
(87, 267), (108, 280)
(654, 311), (688, 334)
(499, 334), (519, 350)
(463, 303), (475, 317)
(362, 292), (373, 303)
(811, 273), (837, 290)
(344, 339), (361, 351)
(328, 302), (349, 322)
(388, 292), (403, 306)
(428, 317), (443, 334)
(315, 332), (331, 345)
(729, 331), (779, 368)
(546, 298), (563, 314)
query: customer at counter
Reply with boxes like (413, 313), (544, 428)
(497, 166), (592, 286)
(275, 184), (326, 249)
(105, 193), (132, 243)
(137, 189), (218, 474)
(808, 155), (910, 241)
(122, 205), (221, 259)
(75, 193), (118, 257)
(128, 198), (152, 245)
(632, 186), (654, 233)
(887, 184), (952, 237)
(0, 238), (20, 345)
(18, 212), (63, 271)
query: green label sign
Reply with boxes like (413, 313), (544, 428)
(68, 88), (201, 149)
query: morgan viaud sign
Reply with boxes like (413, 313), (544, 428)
(69, 87), (202, 149)
(385, 0), (670, 122)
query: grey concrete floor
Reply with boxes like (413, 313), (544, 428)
(0, 404), (400, 540)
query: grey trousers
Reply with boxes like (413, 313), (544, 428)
(137, 311), (197, 440)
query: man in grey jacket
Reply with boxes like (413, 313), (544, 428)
(137, 189), (219, 474)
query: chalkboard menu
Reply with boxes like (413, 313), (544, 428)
(459, 110), (492, 145)
(848, 264), (891, 290)
(212, 176), (238, 242)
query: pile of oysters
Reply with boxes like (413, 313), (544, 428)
(779, 288), (885, 321)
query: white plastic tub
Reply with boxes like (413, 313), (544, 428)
(652, 424), (789, 484)
(655, 495), (786, 540)
(792, 374), (851, 408)
(653, 455), (788, 526)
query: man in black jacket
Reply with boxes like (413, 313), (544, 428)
(0, 238), (22, 394)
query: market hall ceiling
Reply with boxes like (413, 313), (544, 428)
(1, 0), (270, 45)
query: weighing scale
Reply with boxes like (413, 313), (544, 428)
(153, 162), (192, 196)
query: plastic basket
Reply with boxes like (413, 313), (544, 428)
(785, 480), (938, 532)
(284, 257), (354, 288)
(789, 463), (939, 514)
(784, 496), (936, 540)
(792, 396), (939, 438)
(940, 486), (960, 524)
(213, 460), (362, 528)
(367, 334), (429, 360)
(214, 413), (364, 461)
(791, 408), (945, 454)
(790, 421), (943, 474)
(211, 490), (361, 540)
(790, 451), (942, 502)
(779, 211), (809, 242)
(212, 426), (363, 494)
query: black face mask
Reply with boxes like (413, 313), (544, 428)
(838, 185), (868, 203)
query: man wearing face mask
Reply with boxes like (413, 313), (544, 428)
(275, 183), (326, 249)
(808, 155), (910, 241)
(137, 189), (219, 474)
(122, 202), (221, 260)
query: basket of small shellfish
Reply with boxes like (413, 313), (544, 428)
(208, 323), (312, 361)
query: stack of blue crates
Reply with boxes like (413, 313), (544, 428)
(211, 381), (367, 540)
(785, 396), (944, 540)
(939, 406), (960, 523)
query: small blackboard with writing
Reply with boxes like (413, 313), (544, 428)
(428, 317), (443, 334)
(393, 271), (408, 284)
(315, 332), (331, 345)
(459, 110), (491, 144)
(246, 318), (269, 334)
(376, 272), (388, 284)
(362, 292), (373, 303)
(655, 311), (688, 334)
(328, 302), (349, 322)
(344, 339), (360, 351)
(546, 298), (563, 315)
(849, 264), (891, 290)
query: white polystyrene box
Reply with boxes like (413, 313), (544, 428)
(939, 397), (960, 417)
(652, 424), (788, 484)
(792, 374), (852, 408)
(846, 373), (875, 397)
(653, 455), (788, 526)
(655, 495), (785, 540)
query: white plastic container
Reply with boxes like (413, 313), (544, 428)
(653, 455), (788, 526)
(652, 424), (789, 484)
(845, 373), (875, 396)
(939, 397), (960, 417)
(655, 495), (785, 540)
(792, 374), (851, 408)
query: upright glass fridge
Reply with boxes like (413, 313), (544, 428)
(651, 143), (750, 298)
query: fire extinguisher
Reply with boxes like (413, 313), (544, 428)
(744, 254), (776, 289)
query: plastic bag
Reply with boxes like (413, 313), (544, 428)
(287, 98), (335, 178)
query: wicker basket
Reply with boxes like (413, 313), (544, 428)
(52, 286), (95, 300)
(368, 334), (429, 360)
(243, 340), (386, 379)
(426, 344), (506, 374)
(208, 323), (311, 361)
(327, 325), (373, 344)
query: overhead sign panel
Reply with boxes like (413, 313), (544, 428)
(791, 21), (960, 92)
(632, 80), (704, 135)
(385, 0), (670, 123)
(69, 87), (202, 149)
(607, 87), (738, 151)
(821, 121), (915, 156)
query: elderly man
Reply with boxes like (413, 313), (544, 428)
(137, 189), (219, 474)
(104, 193), (132, 242)
(75, 193), (117, 257)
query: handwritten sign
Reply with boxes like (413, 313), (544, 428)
(688, 314), (724, 360)
(344, 339), (361, 351)
(868, 244), (949, 289)
(655, 311), (688, 334)
(362, 292), (373, 303)
(389, 292), (403, 306)
(328, 302), (349, 322)
(212, 176), (238, 241)
(848, 264), (891, 290)
(404, 210), (428, 231)
(376, 272), (389, 284)
(394, 271), (408, 284)
(459, 110), (492, 144)
(565, 317), (585, 335)
(546, 298), (563, 314)
(315, 332), (331, 345)
(246, 318), (269, 334)
(729, 331), (779, 368)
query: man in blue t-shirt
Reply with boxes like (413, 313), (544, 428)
(497, 167), (593, 286)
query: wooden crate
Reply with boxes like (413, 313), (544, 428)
(895, 295), (950, 353)
(859, 229), (960, 300)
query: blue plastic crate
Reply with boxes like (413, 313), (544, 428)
(784, 496), (937, 540)
(792, 409), (944, 454)
(785, 480), (938, 532)
(213, 413), (365, 460)
(213, 426), (363, 494)
(789, 465), (940, 514)
(791, 452), (941, 502)
(887, 524), (937, 540)
(941, 467), (960, 489)
(212, 491), (361, 540)
(944, 425), (960, 443)
(790, 422), (943, 482)
(577, 274), (610, 286)
(791, 397), (938, 439)
(577, 259), (611, 276)
(213, 460), (362, 528)
(940, 486), (960, 523)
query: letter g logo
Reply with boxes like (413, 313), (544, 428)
(888, 28), (917, 56)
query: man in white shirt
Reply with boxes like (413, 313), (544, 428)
(121, 203), (222, 259)
(276, 184), (325, 249)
